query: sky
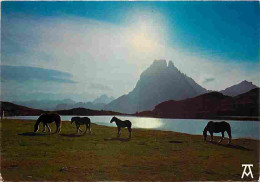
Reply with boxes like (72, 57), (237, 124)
(1, 1), (259, 102)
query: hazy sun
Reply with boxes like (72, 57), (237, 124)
(130, 32), (157, 52)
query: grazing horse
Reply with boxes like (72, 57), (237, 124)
(71, 117), (92, 134)
(203, 121), (232, 144)
(110, 116), (132, 138)
(34, 113), (62, 133)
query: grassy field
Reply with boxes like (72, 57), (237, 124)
(1, 119), (259, 181)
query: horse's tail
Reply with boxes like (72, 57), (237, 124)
(56, 114), (62, 133)
(88, 118), (91, 128)
(128, 120), (132, 128)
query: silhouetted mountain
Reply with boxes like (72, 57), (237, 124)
(105, 60), (208, 114)
(1, 101), (43, 116)
(93, 94), (114, 104)
(55, 102), (106, 111)
(220, 80), (258, 96)
(137, 88), (259, 119)
(55, 107), (125, 116)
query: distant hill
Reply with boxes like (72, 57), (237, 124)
(220, 80), (258, 96)
(0, 101), (43, 116)
(55, 107), (125, 116)
(0, 101), (126, 117)
(13, 94), (114, 111)
(105, 60), (208, 114)
(14, 99), (76, 111)
(55, 102), (106, 111)
(55, 94), (114, 110)
(137, 88), (259, 119)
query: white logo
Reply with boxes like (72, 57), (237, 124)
(241, 164), (254, 179)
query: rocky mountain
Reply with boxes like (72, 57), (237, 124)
(105, 60), (208, 114)
(93, 94), (114, 104)
(220, 80), (258, 96)
(137, 88), (259, 119)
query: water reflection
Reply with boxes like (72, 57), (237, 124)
(130, 117), (163, 129)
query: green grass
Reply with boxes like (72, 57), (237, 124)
(1, 119), (259, 181)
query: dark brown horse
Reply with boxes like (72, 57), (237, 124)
(34, 113), (62, 133)
(110, 116), (132, 138)
(71, 117), (92, 134)
(203, 121), (232, 144)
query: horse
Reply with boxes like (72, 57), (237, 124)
(34, 113), (62, 133)
(203, 121), (232, 144)
(110, 116), (132, 138)
(71, 117), (92, 134)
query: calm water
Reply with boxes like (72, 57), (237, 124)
(7, 115), (260, 140)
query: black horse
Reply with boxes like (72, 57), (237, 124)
(34, 113), (62, 133)
(203, 121), (232, 144)
(71, 117), (92, 134)
(110, 116), (132, 138)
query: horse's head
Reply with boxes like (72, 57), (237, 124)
(71, 117), (75, 125)
(34, 114), (44, 132)
(203, 126), (208, 141)
(110, 116), (116, 123)
(34, 123), (39, 133)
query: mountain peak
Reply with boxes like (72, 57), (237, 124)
(151, 59), (167, 69)
(241, 80), (252, 84)
(220, 80), (258, 96)
(168, 60), (174, 68)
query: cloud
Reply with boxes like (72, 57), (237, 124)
(1, 65), (76, 83)
(89, 83), (112, 91)
(203, 77), (215, 84)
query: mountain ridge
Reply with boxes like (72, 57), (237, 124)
(136, 88), (259, 119)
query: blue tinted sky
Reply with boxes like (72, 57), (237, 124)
(2, 1), (259, 62)
(1, 1), (259, 101)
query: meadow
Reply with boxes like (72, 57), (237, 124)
(1, 119), (259, 181)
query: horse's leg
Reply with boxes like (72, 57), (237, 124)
(84, 124), (88, 134)
(117, 127), (121, 138)
(55, 121), (61, 133)
(128, 127), (132, 138)
(46, 124), (52, 133)
(76, 125), (81, 134)
(42, 123), (46, 132)
(78, 126), (83, 133)
(210, 132), (213, 142)
(219, 132), (224, 143)
(89, 124), (92, 134)
(227, 130), (232, 144)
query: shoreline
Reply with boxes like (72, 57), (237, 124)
(3, 118), (260, 141)
(4, 113), (260, 121)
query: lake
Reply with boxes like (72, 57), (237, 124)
(6, 115), (260, 140)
